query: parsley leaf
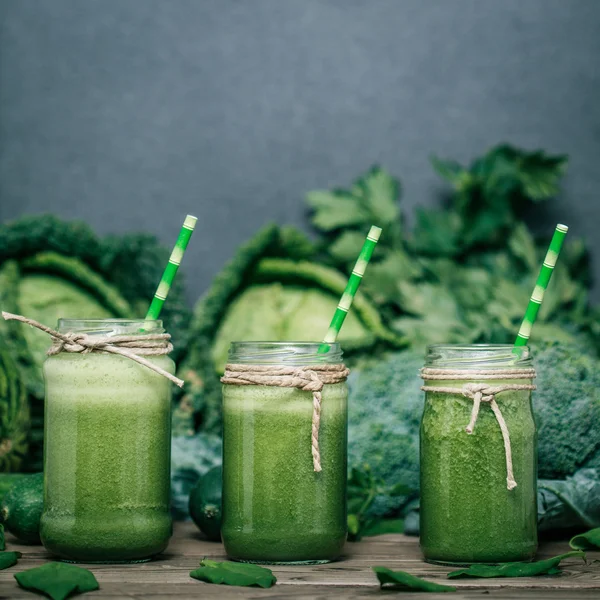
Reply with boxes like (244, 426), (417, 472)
(307, 166), (400, 234)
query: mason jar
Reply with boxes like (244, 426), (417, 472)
(221, 342), (348, 564)
(420, 344), (537, 565)
(40, 319), (174, 563)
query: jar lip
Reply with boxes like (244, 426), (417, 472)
(425, 343), (532, 368)
(57, 318), (164, 335)
(227, 341), (344, 365)
(428, 343), (528, 351)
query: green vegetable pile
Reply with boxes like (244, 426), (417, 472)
(0, 214), (191, 471)
(175, 143), (599, 536)
(306, 146), (590, 350)
(0, 143), (598, 543)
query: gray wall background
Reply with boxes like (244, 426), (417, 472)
(1, 0), (599, 303)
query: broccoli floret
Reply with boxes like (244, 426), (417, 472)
(347, 350), (424, 517)
(532, 341), (600, 479)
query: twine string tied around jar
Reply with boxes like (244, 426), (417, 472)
(221, 363), (350, 473)
(420, 367), (536, 491)
(1, 312), (184, 387)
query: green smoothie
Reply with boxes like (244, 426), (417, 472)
(41, 333), (174, 563)
(420, 347), (537, 565)
(222, 382), (348, 563)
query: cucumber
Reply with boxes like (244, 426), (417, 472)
(189, 466), (222, 542)
(0, 472), (43, 544)
(0, 474), (28, 503)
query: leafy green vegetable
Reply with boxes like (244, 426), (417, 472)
(447, 551), (584, 579)
(14, 562), (99, 600)
(347, 465), (414, 541)
(0, 215), (193, 472)
(570, 528), (600, 550)
(533, 343), (600, 479)
(0, 215), (192, 387)
(0, 551), (20, 570)
(306, 146), (590, 352)
(347, 351), (423, 520)
(0, 340), (29, 472)
(372, 566), (456, 592)
(178, 225), (402, 435)
(190, 559), (276, 588)
(307, 166), (400, 234)
(538, 469), (600, 533)
(347, 343), (600, 535)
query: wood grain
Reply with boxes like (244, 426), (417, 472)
(0, 522), (597, 598)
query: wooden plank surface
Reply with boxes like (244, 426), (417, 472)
(0, 521), (597, 599)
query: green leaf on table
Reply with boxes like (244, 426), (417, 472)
(14, 562), (99, 600)
(570, 528), (600, 550)
(0, 551), (20, 570)
(373, 566), (456, 592)
(190, 558), (276, 588)
(447, 551), (585, 579)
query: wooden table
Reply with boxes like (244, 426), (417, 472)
(0, 522), (598, 599)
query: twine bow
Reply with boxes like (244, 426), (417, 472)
(2, 312), (184, 388)
(420, 367), (536, 490)
(221, 363), (349, 472)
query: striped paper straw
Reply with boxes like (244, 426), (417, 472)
(145, 215), (197, 321)
(319, 225), (382, 351)
(514, 223), (568, 347)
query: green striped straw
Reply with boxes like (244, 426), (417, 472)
(319, 225), (382, 352)
(514, 223), (568, 346)
(145, 215), (197, 321)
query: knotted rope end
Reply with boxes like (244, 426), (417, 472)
(507, 478), (518, 491)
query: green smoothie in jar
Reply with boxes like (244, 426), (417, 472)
(221, 342), (348, 564)
(419, 344), (537, 565)
(40, 319), (174, 563)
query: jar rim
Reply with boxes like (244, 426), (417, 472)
(425, 343), (532, 368)
(57, 319), (164, 335)
(227, 341), (344, 365)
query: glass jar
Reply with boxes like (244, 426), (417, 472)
(221, 342), (348, 564)
(420, 344), (537, 565)
(40, 319), (174, 563)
